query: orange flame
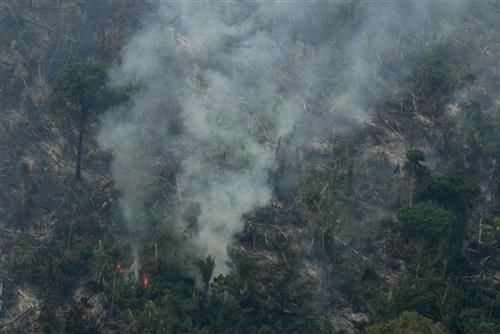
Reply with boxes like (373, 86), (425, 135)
(116, 263), (125, 275)
(142, 273), (149, 289)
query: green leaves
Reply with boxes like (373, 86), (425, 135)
(366, 311), (447, 334)
(392, 282), (441, 320)
(417, 174), (480, 214)
(398, 203), (456, 244)
(51, 62), (108, 115)
(406, 149), (425, 165)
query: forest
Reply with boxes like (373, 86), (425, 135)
(0, 1), (499, 333)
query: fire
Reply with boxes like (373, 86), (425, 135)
(116, 263), (125, 275)
(142, 273), (149, 289)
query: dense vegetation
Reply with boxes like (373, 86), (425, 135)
(1, 1), (498, 333)
(6, 58), (497, 334)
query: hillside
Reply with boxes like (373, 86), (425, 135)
(1, 1), (499, 333)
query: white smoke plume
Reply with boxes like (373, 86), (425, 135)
(98, 1), (469, 274)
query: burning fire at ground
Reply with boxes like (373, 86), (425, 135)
(116, 263), (150, 289)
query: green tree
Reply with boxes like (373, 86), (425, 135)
(404, 149), (429, 206)
(417, 174), (479, 263)
(460, 308), (500, 334)
(51, 62), (109, 181)
(390, 281), (442, 320)
(401, 59), (458, 114)
(366, 311), (447, 334)
(406, 149), (425, 166)
(398, 203), (456, 245)
(417, 174), (479, 214)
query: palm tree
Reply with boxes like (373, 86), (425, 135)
(194, 255), (215, 292)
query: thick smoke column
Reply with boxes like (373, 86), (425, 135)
(99, 2), (305, 273)
(99, 1), (468, 274)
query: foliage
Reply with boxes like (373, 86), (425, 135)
(390, 280), (442, 320)
(417, 174), (479, 214)
(409, 60), (458, 98)
(398, 203), (456, 245)
(401, 59), (459, 114)
(460, 309), (500, 334)
(51, 62), (109, 114)
(6, 5), (500, 333)
(366, 311), (447, 334)
(50, 62), (124, 180)
(406, 149), (425, 165)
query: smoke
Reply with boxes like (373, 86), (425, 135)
(98, 1), (470, 274)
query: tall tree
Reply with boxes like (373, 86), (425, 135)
(51, 62), (109, 181)
(403, 149), (428, 207)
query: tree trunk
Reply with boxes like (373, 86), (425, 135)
(478, 211), (483, 246)
(409, 177), (414, 207)
(74, 109), (88, 181)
